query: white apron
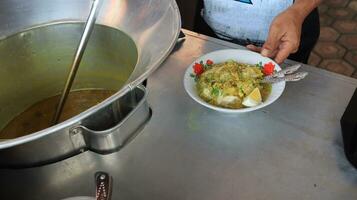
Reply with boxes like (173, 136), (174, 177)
(202, 0), (294, 43)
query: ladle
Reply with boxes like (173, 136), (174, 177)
(53, 0), (102, 124)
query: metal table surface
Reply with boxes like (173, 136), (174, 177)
(1, 30), (357, 200)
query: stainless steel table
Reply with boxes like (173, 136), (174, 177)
(1, 30), (357, 200)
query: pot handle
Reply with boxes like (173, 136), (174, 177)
(72, 85), (151, 154)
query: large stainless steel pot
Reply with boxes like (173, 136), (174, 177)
(0, 0), (181, 168)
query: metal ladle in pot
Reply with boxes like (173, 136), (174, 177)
(53, 0), (102, 124)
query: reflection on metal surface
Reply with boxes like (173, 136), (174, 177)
(101, 0), (127, 25)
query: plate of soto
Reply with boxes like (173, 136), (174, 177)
(183, 49), (287, 113)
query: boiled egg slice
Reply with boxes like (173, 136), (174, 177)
(242, 88), (262, 107)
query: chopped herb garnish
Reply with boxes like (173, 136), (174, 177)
(239, 86), (244, 94)
(256, 61), (263, 68)
(211, 87), (221, 97)
(194, 76), (199, 82)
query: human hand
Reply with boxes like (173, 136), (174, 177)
(246, 7), (304, 64)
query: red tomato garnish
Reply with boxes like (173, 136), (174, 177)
(193, 63), (204, 75)
(206, 59), (214, 65)
(263, 62), (275, 75)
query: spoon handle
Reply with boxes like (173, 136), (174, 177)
(95, 172), (112, 200)
(262, 72), (309, 84)
(266, 64), (302, 79)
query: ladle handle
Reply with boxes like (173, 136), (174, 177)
(95, 172), (112, 200)
(53, 0), (102, 124)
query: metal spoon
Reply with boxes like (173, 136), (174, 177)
(261, 64), (308, 83)
(53, 0), (102, 124)
(262, 71), (309, 84)
(265, 64), (302, 79)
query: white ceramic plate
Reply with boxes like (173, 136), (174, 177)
(183, 49), (286, 113)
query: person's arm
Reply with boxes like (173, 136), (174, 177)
(247, 0), (322, 64)
(291, 0), (322, 21)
